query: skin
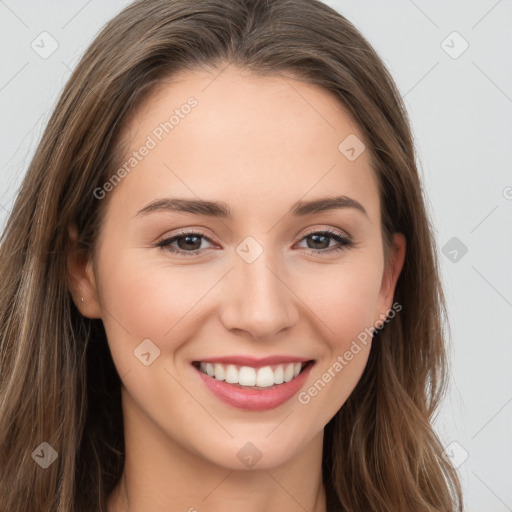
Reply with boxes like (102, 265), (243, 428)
(68, 64), (406, 512)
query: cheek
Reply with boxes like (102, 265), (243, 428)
(94, 250), (215, 373)
(101, 251), (382, 327)
(292, 258), (382, 416)
(299, 258), (384, 346)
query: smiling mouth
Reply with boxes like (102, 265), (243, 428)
(192, 360), (315, 389)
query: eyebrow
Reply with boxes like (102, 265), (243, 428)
(135, 195), (368, 219)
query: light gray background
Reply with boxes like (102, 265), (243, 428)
(1, 1), (511, 510)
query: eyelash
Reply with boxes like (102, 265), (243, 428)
(155, 228), (354, 257)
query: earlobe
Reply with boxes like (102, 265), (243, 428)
(376, 232), (406, 322)
(67, 224), (102, 319)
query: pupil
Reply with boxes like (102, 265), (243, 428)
(310, 234), (328, 249)
(179, 235), (201, 250)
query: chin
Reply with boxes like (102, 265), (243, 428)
(190, 425), (318, 471)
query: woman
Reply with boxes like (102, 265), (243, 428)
(0, 0), (463, 510)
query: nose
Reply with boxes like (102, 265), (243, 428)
(219, 252), (300, 340)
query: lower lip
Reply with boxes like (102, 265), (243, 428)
(194, 363), (314, 411)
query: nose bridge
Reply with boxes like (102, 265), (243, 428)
(220, 240), (298, 338)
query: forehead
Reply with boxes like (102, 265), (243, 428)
(111, 66), (380, 224)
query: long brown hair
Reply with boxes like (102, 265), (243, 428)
(0, 0), (463, 510)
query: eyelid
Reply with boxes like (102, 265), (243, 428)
(300, 226), (351, 241)
(157, 227), (219, 245)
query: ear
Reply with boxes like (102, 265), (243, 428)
(374, 232), (406, 325)
(67, 224), (102, 319)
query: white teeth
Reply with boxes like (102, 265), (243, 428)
(225, 364), (238, 384)
(238, 366), (256, 386)
(256, 366), (275, 387)
(197, 361), (309, 387)
(273, 365), (284, 385)
(214, 363), (225, 381)
(284, 363), (294, 382)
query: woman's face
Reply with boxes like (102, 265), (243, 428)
(72, 65), (405, 470)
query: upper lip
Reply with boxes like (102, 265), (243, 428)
(193, 355), (314, 368)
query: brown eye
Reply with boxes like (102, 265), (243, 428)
(156, 231), (215, 256)
(297, 230), (354, 255)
